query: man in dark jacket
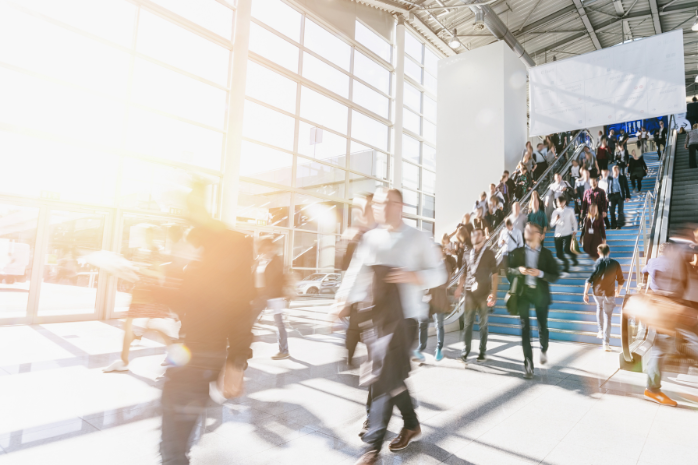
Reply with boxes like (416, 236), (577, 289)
(687, 96), (698, 128)
(507, 222), (560, 379)
(581, 176), (608, 221)
(607, 165), (631, 229)
(257, 238), (288, 360)
(582, 244), (624, 351)
(654, 120), (667, 160)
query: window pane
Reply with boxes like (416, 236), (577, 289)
(403, 162), (419, 190)
(300, 87), (348, 135)
(19, 0), (135, 47)
(353, 80), (389, 119)
(421, 220), (434, 235)
(292, 230), (341, 271)
(423, 119), (436, 144)
(423, 194), (435, 218)
(304, 20), (351, 71)
(402, 134), (420, 163)
(150, 0), (233, 39)
(403, 108), (420, 135)
(423, 95), (437, 122)
(132, 58), (227, 129)
(137, 10), (229, 86)
(302, 52), (349, 98)
(424, 49), (439, 74)
(0, 5), (130, 97)
(423, 143), (436, 170)
(246, 60), (297, 114)
(0, 204), (38, 318)
(237, 181), (291, 227)
(425, 70), (437, 95)
(243, 100), (295, 150)
(423, 169), (436, 194)
(403, 188), (419, 215)
(249, 22), (299, 73)
(350, 142), (387, 179)
(351, 111), (388, 151)
(298, 122), (346, 167)
(355, 21), (391, 63)
(404, 57), (422, 84)
(296, 159), (346, 198)
(251, 0), (301, 42)
(405, 33), (423, 63)
(403, 83), (421, 113)
(294, 194), (345, 234)
(403, 217), (418, 228)
(126, 107), (223, 170)
(347, 173), (386, 199)
(354, 51), (390, 95)
(240, 140), (293, 185)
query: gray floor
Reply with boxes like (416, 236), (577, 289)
(0, 309), (697, 465)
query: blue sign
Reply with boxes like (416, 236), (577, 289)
(605, 116), (667, 137)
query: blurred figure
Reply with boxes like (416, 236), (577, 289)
(335, 188), (446, 465)
(527, 191), (547, 234)
(685, 123), (698, 169)
(550, 196), (578, 273)
(607, 165), (631, 230)
(581, 203), (606, 260)
(628, 150), (648, 193)
(583, 244), (624, 351)
(498, 217), (524, 274)
(507, 222), (560, 379)
(508, 201), (527, 234)
(256, 237), (289, 360)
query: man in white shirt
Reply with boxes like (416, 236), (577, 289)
(508, 201), (527, 234)
(545, 172), (571, 220)
(473, 192), (488, 218)
(487, 183), (505, 207)
(549, 196), (578, 273)
(498, 218), (524, 273)
(337, 188), (446, 463)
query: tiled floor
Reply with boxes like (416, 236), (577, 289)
(0, 309), (697, 465)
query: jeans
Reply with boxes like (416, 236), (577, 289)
(363, 387), (418, 453)
(646, 333), (673, 392)
(517, 286), (549, 370)
(689, 144), (698, 169)
(161, 350), (227, 465)
(462, 293), (488, 357)
(608, 193), (625, 229)
(554, 235), (577, 271)
(273, 313), (288, 353)
(418, 313), (445, 351)
(593, 294), (615, 344)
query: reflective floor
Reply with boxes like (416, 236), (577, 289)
(0, 308), (697, 465)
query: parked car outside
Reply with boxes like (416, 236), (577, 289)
(296, 273), (341, 295)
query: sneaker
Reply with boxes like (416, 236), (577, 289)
(603, 343), (612, 352)
(523, 365), (533, 379)
(476, 353), (486, 363)
(434, 348), (444, 362)
(209, 381), (227, 405)
(272, 352), (290, 360)
(358, 418), (369, 438)
(412, 350), (426, 363)
(644, 389), (677, 407)
(540, 350), (548, 365)
(459, 353), (469, 364)
(103, 360), (129, 372)
(597, 331), (603, 339)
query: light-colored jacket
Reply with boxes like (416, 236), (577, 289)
(550, 207), (578, 237)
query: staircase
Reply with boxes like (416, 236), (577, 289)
(668, 133), (697, 238)
(482, 153), (660, 347)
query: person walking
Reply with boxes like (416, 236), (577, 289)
(498, 218), (524, 274)
(581, 176), (608, 224)
(654, 120), (667, 160)
(514, 165), (533, 199)
(454, 228), (498, 363)
(636, 126), (650, 154)
(628, 150), (648, 192)
(581, 147), (599, 179)
(550, 196), (578, 273)
(607, 165), (631, 230)
(583, 244), (624, 351)
(685, 123), (698, 169)
(596, 137), (610, 171)
(581, 203), (606, 260)
(336, 188), (446, 464)
(527, 191), (547, 234)
(687, 96), (698, 128)
(255, 238), (290, 360)
(509, 201), (527, 235)
(506, 222), (560, 379)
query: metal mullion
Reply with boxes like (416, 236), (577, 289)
(22, 206), (47, 323)
(250, 18), (303, 48)
(239, 177), (351, 205)
(132, 52), (230, 90)
(345, 46), (353, 208)
(214, 0), (237, 11)
(297, 153), (387, 184)
(288, 15), (303, 266)
(129, 101), (227, 134)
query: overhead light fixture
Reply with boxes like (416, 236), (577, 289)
(449, 29), (461, 49)
(692, 10), (698, 31)
(474, 9), (485, 32)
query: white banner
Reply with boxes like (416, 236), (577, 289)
(529, 30), (686, 136)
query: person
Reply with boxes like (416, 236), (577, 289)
(628, 149), (648, 192)
(485, 198), (503, 231)
(337, 188), (446, 464)
(541, 142), (556, 165)
(527, 191), (547, 234)
(473, 207), (491, 237)
(581, 176), (607, 223)
(618, 129), (628, 147)
(607, 165), (631, 230)
(158, 183), (257, 465)
(581, 203), (606, 259)
(636, 126), (649, 154)
(574, 168), (590, 210)
(454, 228), (498, 363)
(514, 165), (532, 199)
(255, 238), (290, 360)
(654, 120), (667, 160)
(596, 130), (604, 149)
(457, 212), (474, 250)
(532, 143), (548, 180)
(473, 191), (488, 217)
(497, 174), (512, 209)
(583, 244), (624, 351)
(686, 96), (698, 128)
(488, 182), (505, 206)
(598, 169), (612, 229)
(506, 222), (560, 379)
(521, 146), (536, 179)
(417, 244), (456, 363)
(614, 140), (629, 175)
(509, 201), (527, 234)
(581, 147), (599, 179)
(545, 172), (571, 219)
(685, 123), (698, 169)
(498, 217), (524, 273)
(550, 196), (578, 273)
(503, 170), (516, 202)
(569, 159), (580, 183)
(607, 129), (617, 155)
(596, 137), (610, 171)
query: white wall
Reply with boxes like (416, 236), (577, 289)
(435, 41), (527, 239)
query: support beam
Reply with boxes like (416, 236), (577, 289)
(519, 4), (577, 34)
(571, 0), (602, 50)
(648, 0), (662, 34)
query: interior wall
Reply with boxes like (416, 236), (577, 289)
(503, 45), (529, 179)
(294, 0), (394, 42)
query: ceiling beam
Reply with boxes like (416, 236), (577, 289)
(518, 4), (577, 34)
(528, 31), (588, 56)
(648, 0), (662, 34)
(571, 0), (602, 50)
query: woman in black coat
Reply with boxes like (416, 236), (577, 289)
(627, 149), (648, 193)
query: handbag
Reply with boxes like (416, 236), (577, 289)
(505, 276), (522, 316)
(570, 235), (582, 255)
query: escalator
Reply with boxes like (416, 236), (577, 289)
(668, 132), (698, 238)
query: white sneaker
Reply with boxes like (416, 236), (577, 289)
(596, 331), (603, 339)
(540, 351), (548, 365)
(209, 381), (227, 404)
(603, 343), (612, 352)
(103, 360), (129, 372)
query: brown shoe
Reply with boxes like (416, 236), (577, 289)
(644, 389), (677, 407)
(388, 425), (422, 452)
(354, 450), (379, 464)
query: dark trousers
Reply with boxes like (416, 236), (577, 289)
(517, 286), (549, 371)
(346, 305), (361, 363)
(363, 388), (418, 453)
(608, 193), (625, 228)
(689, 144), (698, 169)
(656, 141), (665, 159)
(161, 350), (227, 465)
(462, 293), (488, 357)
(630, 175), (643, 191)
(554, 235), (577, 271)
